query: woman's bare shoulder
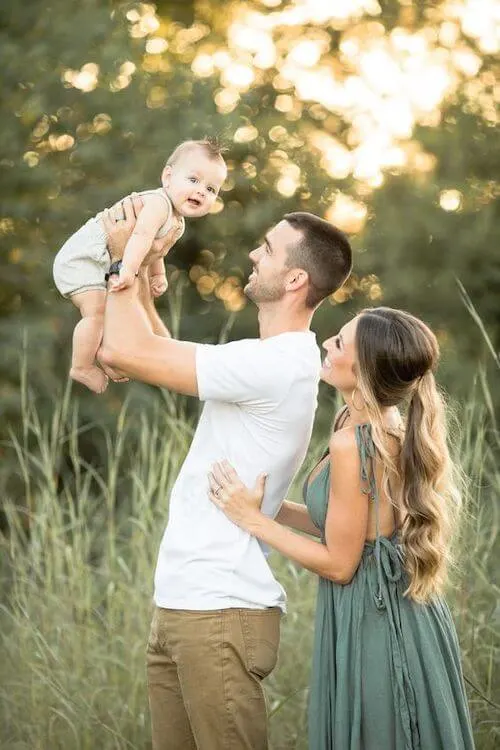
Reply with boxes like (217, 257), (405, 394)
(329, 425), (360, 464)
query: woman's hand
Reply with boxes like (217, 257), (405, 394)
(208, 460), (268, 530)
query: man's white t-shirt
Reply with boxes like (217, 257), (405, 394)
(154, 331), (321, 613)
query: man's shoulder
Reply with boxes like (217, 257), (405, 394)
(264, 330), (318, 352)
(198, 336), (259, 353)
(215, 334), (317, 368)
(196, 332), (319, 405)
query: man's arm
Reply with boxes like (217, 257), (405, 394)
(138, 268), (171, 338)
(102, 197), (279, 404)
(100, 279), (198, 395)
(100, 198), (198, 395)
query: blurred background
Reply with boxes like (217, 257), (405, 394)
(1, 0), (499, 439)
(1, 1), (498, 748)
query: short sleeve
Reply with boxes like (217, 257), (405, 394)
(196, 339), (284, 406)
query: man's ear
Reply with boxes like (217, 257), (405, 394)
(161, 165), (172, 187)
(285, 268), (308, 293)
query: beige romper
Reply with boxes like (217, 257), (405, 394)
(53, 189), (185, 298)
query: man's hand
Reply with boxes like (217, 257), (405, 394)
(103, 194), (175, 262)
(149, 273), (168, 297)
(103, 194), (144, 261)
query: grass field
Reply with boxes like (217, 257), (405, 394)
(1, 373), (498, 749)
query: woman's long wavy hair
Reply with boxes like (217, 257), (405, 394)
(355, 307), (461, 602)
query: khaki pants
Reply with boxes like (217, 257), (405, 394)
(146, 606), (281, 750)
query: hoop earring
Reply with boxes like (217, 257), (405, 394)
(351, 387), (365, 411)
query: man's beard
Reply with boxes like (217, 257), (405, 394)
(244, 274), (287, 303)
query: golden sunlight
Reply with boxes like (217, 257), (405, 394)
(234, 126), (259, 143)
(62, 63), (99, 93)
(55, 0), (497, 245)
(208, 0), (499, 201)
(326, 193), (368, 233)
(439, 189), (463, 211)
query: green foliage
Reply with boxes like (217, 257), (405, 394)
(0, 379), (498, 748)
(356, 106), (500, 388)
(1, 0), (499, 450)
(0, 4), (498, 742)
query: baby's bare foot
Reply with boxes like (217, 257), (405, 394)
(70, 366), (109, 394)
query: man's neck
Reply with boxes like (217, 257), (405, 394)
(256, 303), (313, 339)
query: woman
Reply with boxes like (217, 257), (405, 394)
(208, 307), (474, 750)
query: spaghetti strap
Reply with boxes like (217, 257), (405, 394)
(355, 423), (384, 607)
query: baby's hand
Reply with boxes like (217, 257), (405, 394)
(150, 273), (168, 297)
(109, 266), (137, 292)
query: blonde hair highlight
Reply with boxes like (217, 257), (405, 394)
(355, 308), (461, 602)
(166, 136), (228, 167)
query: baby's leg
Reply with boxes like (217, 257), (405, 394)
(69, 290), (108, 393)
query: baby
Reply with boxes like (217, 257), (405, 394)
(53, 139), (227, 393)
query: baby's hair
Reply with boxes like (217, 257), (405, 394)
(167, 136), (228, 166)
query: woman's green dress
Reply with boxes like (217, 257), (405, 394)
(305, 423), (475, 750)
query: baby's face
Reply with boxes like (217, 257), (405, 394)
(162, 149), (226, 218)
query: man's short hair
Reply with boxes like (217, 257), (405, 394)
(167, 137), (228, 167)
(284, 212), (352, 308)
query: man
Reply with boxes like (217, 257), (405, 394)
(100, 197), (352, 750)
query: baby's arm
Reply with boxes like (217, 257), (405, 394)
(110, 195), (168, 292)
(149, 257), (168, 297)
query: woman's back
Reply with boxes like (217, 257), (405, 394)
(305, 419), (474, 750)
(307, 405), (403, 542)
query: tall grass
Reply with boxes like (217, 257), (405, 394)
(0, 373), (498, 749)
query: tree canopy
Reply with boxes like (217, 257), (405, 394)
(1, 0), (498, 454)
